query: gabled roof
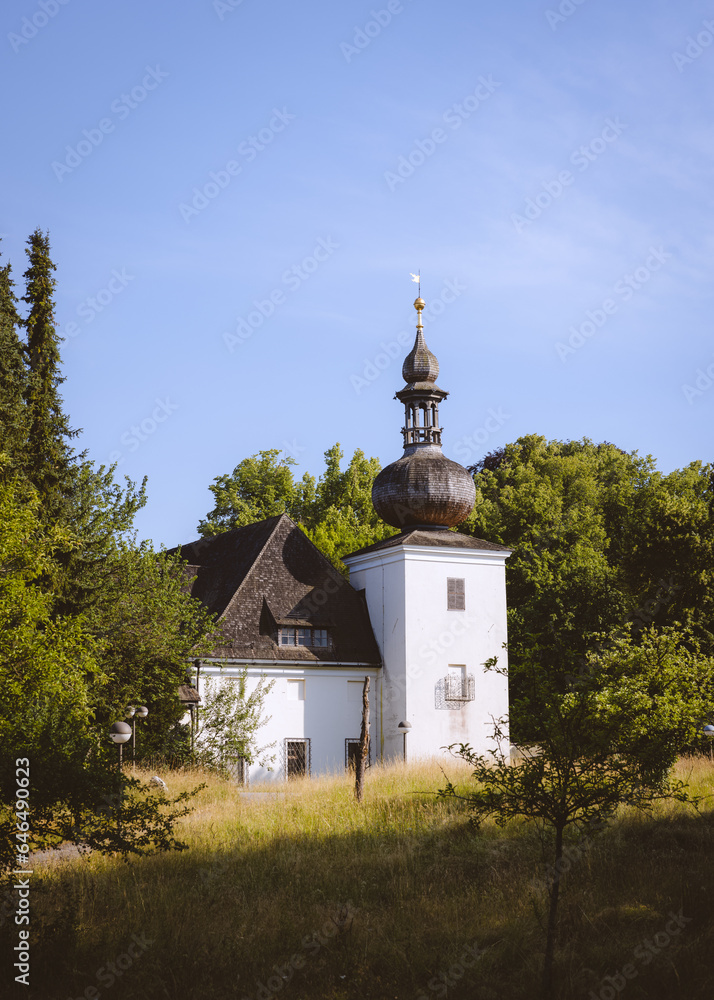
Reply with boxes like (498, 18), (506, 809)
(343, 527), (511, 559)
(170, 515), (381, 665)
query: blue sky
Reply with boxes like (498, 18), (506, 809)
(2, 0), (713, 547)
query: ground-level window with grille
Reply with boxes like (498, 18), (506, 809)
(283, 738), (311, 778)
(345, 738), (371, 771)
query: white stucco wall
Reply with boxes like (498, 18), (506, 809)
(345, 542), (510, 763)
(195, 661), (381, 783)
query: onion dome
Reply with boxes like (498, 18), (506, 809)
(372, 296), (475, 530)
(402, 299), (440, 384)
(373, 445), (476, 528)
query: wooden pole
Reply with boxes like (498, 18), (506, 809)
(355, 676), (370, 803)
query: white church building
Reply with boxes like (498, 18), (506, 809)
(176, 297), (510, 781)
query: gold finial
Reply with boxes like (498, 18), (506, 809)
(414, 296), (425, 330)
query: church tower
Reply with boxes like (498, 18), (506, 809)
(343, 297), (510, 763)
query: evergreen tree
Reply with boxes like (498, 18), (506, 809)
(17, 230), (146, 616)
(0, 253), (28, 467)
(22, 229), (76, 508)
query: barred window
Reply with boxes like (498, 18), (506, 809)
(447, 577), (465, 610)
(345, 738), (371, 771)
(284, 739), (311, 778)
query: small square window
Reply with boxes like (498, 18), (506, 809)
(296, 628), (311, 646)
(279, 628), (296, 645)
(313, 629), (328, 647)
(447, 577), (465, 610)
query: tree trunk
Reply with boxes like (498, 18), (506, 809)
(542, 823), (564, 999)
(355, 676), (370, 803)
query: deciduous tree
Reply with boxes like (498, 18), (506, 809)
(440, 629), (714, 998)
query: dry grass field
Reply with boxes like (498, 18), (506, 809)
(8, 756), (714, 1000)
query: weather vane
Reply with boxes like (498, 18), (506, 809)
(409, 271), (421, 297)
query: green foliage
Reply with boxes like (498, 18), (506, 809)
(51, 460), (148, 617)
(0, 475), (206, 873)
(440, 630), (714, 996)
(199, 444), (396, 570)
(198, 449), (315, 533)
(0, 475), (97, 750)
(84, 544), (223, 747)
(21, 229), (76, 506)
(0, 232), (221, 870)
(0, 254), (27, 468)
(462, 436), (714, 739)
(194, 670), (276, 773)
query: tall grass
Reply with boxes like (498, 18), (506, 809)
(9, 757), (714, 1000)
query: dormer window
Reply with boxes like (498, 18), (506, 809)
(279, 627), (330, 648)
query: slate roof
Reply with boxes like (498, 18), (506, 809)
(170, 515), (381, 664)
(344, 527), (511, 559)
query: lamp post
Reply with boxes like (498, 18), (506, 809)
(126, 704), (149, 763)
(110, 721), (131, 770)
(397, 721), (412, 764)
(109, 722), (131, 838)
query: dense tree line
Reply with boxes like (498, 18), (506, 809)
(0, 232), (218, 872)
(461, 436), (714, 738)
(198, 444), (397, 571)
